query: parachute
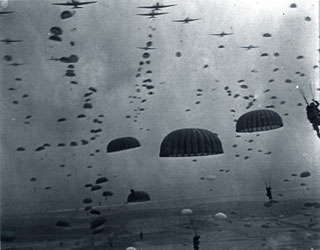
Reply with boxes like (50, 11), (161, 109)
(236, 109), (283, 133)
(181, 208), (193, 215)
(60, 11), (73, 19)
(159, 128), (223, 157)
(50, 27), (62, 36)
(95, 177), (108, 184)
(127, 189), (150, 203)
(107, 137), (141, 153)
(214, 212), (227, 220)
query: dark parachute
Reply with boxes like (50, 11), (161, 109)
(61, 11), (73, 19)
(91, 185), (102, 191)
(56, 220), (70, 227)
(50, 27), (62, 35)
(127, 189), (150, 203)
(83, 198), (93, 204)
(103, 191), (113, 197)
(49, 35), (62, 42)
(236, 109), (283, 133)
(159, 128), (223, 157)
(107, 137), (141, 153)
(95, 177), (108, 184)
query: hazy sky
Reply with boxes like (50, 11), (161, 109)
(1, 0), (319, 215)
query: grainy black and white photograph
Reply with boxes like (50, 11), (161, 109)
(1, 0), (320, 249)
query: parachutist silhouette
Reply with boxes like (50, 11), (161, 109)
(306, 99), (320, 138)
(265, 182), (273, 202)
(193, 234), (200, 250)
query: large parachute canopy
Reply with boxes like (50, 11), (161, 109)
(236, 109), (283, 133)
(127, 189), (150, 203)
(159, 128), (223, 157)
(107, 137), (141, 153)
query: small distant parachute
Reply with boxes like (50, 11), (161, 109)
(93, 226), (104, 234)
(61, 11), (73, 19)
(90, 217), (106, 229)
(127, 189), (150, 203)
(84, 183), (93, 188)
(91, 185), (102, 191)
(56, 220), (70, 227)
(49, 35), (62, 42)
(300, 171), (311, 178)
(126, 247), (137, 250)
(1, 231), (16, 242)
(95, 177), (108, 184)
(90, 209), (101, 215)
(159, 128), (223, 157)
(83, 198), (93, 204)
(236, 109), (283, 133)
(3, 55), (12, 61)
(50, 27), (62, 35)
(215, 212), (227, 219)
(102, 191), (113, 197)
(30, 177), (37, 182)
(181, 208), (193, 215)
(107, 137), (141, 153)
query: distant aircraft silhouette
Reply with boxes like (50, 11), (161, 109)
(137, 11), (168, 19)
(138, 2), (176, 10)
(172, 17), (201, 24)
(210, 31), (233, 37)
(0, 11), (14, 15)
(1, 38), (23, 44)
(8, 62), (25, 66)
(52, 0), (97, 9)
(240, 45), (259, 50)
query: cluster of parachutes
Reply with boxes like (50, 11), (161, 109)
(106, 109), (283, 157)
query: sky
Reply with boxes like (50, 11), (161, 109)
(0, 0), (319, 216)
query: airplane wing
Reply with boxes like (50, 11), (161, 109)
(137, 47), (156, 50)
(210, 34), (222, 36)
(137, 12), (168, 16)
(137, 6), (157, 9)
(0, 11), (14, 14)
(161, 4), (176, 8)
(52, 3), (74, 6)
(172, 19), (186, 22)
(138, 4), (176, 8)
(12, 40), (23, 42)
(240, 46), (249, 48)
(52, 2), (74, 6)
(189, 18), (201, 21)
(76, 1), (97, 5)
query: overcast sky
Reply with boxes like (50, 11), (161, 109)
(0, 0), (319, 215)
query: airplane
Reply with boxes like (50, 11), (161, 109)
(52, 0), (97, 8)
(1, 38), (23, 44)
(137, 46), (156, 50)
(0, 11), (14, 15)
(137, 11), (169, 18)
(240, 45), (259, 50)
(137, 2), (176, 10)
(8, 62), (25, 66)
(172, 17), (201, 24)
(210, 31), (234, 37)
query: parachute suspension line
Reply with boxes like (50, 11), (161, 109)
(296, 85), (308, 105)
(308, 81), (315, 100)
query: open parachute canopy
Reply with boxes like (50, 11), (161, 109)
(236, 109), (283, 133)
(159, 128), (223, 157)
(127, 189), (150, 203)
(107, 137), (141, 153)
